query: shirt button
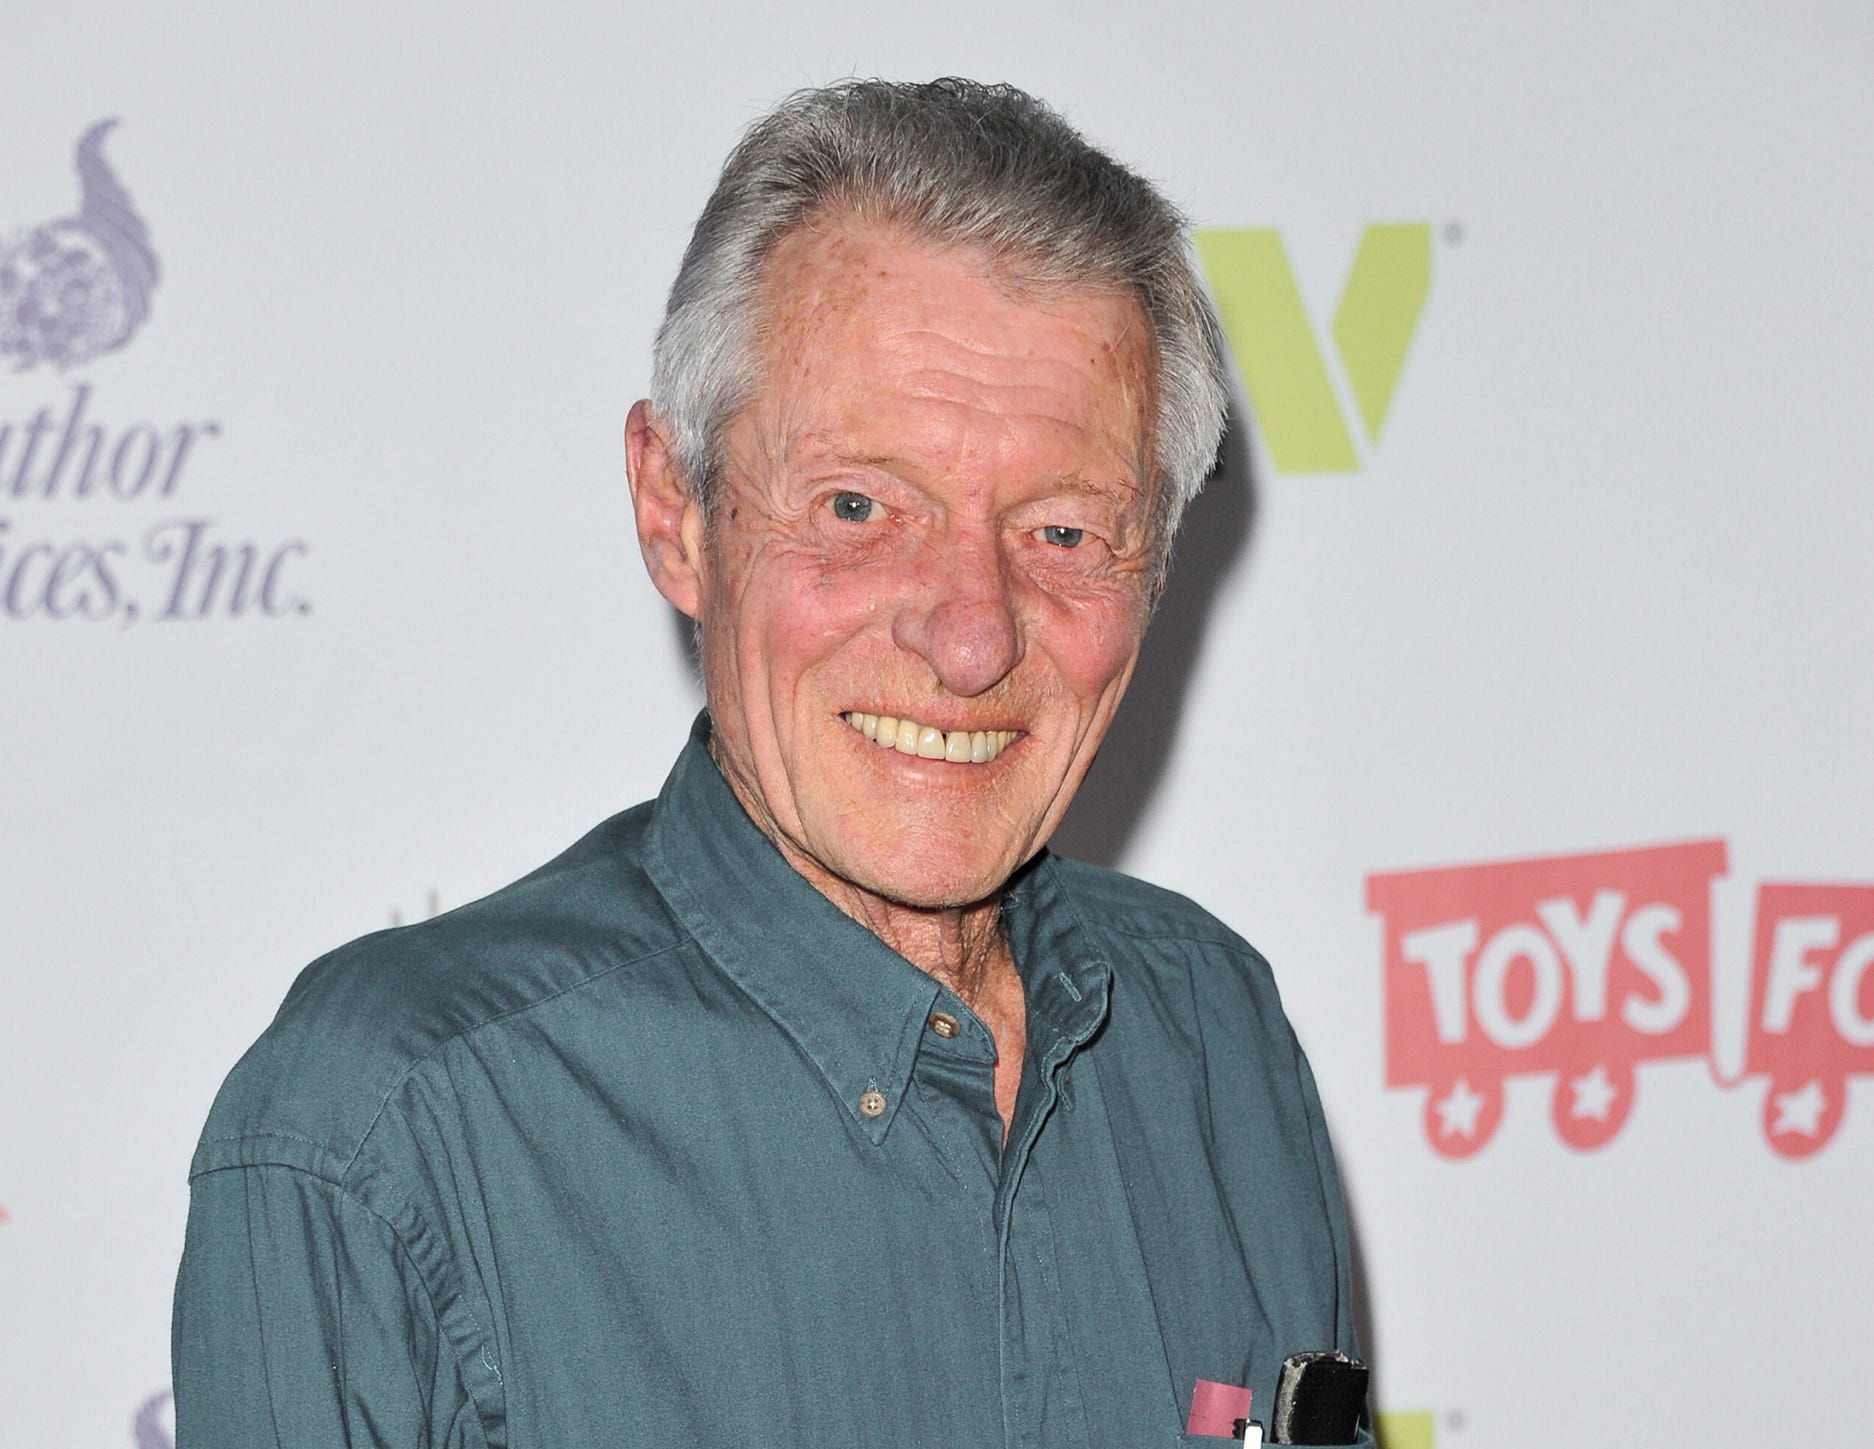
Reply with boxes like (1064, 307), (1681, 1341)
(927, 1012), (961, 1038)
(859, 1089), (887, 1118)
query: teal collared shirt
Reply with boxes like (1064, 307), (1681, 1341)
(174, 718), (1365, 1447)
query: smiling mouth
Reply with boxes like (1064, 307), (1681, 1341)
(841, 711), (1017, 763)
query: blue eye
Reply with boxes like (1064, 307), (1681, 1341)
(1038, 525), (1085, 548)
(829, 491), (877, 523)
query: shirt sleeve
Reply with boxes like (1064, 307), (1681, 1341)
(173, 1162), (487, 1449)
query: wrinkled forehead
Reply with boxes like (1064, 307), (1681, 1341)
(753, 206), (1153, 346)
(741, 211), (1159, 471)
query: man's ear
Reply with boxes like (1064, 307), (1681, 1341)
(625, 400), (707, 619)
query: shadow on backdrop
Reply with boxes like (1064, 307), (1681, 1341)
(1051, 395), (1260, 868)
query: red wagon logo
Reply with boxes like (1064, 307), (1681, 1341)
(1367, 840), (1728, 1157)
(1746, 883), (1874, 1160)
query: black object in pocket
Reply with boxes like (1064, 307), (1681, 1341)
(1270, 1351), (1368, 1445)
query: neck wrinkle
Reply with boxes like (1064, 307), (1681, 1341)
(839, 887), (1011, 1011)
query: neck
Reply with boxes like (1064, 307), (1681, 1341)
(827, 886), (1011, 1008)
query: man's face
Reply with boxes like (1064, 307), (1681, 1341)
(693, 219), (1158, 912)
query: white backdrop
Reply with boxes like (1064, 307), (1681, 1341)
(5, 4), (1871, 1445)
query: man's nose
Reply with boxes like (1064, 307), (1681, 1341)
(891, 529), (1023, 698)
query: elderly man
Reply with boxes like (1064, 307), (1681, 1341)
(174, 79), (1365, 1448)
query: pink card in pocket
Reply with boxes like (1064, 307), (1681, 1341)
(1186, 1377), (1254, 1437)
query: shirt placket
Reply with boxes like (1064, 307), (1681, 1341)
(995, 1016), (1094, 1449)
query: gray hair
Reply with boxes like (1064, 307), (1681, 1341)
(648, 78), (1229, 561)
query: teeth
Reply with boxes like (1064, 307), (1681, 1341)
(841, 712), (1015, 764)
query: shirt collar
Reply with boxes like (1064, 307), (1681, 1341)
(644, 712), (1112, 1143)
(1000, 861), (1114, 1080)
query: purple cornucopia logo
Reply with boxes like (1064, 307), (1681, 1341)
(1, 120), (157, 372)
(2, 120), (311, 625)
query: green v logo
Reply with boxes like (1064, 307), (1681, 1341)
(1197, 224), (1432, 473)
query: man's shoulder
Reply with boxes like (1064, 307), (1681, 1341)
(191, 801), (685, 1183)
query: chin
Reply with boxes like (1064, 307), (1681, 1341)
(795, 792), (1058, 913)
(853, 852), (1030, 912)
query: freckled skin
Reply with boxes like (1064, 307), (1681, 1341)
(628, 216), (1158, 1132)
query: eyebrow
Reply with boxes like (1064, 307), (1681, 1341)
(1043, 471), (1147, 503)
